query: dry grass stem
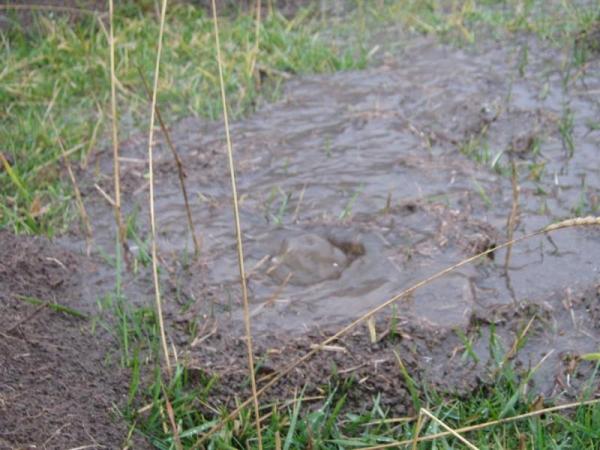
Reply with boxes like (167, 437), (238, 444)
(163, 387), (183, 450)
(81, 111), (104, 169)
(264, 272), (292, 307)
(249, 0), (262, 79)
(210, 0), (263, 448)
(137, 68), (201, 257)
(108, 0), (127, 260)
(256, 395), (325, 432)
(361, 398), (600, 449)
(292, 183), (307, 222)
(5, 302), (49, 334)
(51, 119), (93, 255)
(498, 314), (536, 372)
(31, 142), (85, 176)
(94, 183), (116, 207)
(410, 409), (425, 450)
(420, 408), (479, 449)
(195, 215), (600, 446)
(146, 0), (172, 377)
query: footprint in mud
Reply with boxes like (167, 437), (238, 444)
(268, 233), (362, 286)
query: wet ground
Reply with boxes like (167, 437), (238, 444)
(3, 25), (600, 447)
(73, 33), (600, 403)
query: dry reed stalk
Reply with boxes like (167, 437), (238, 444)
(108, 0), (127, 261)
(361, 397), (600, 449)
(94, 183), (116, 206)
(292, 183), (307, 222)
(210, 0), (263, 448)
(163, 387), (183, 450)
(264, 272), (292, 307)
(137, 68), (201, 257)
(504, 159), (520, 271)
(420, 408), (478, 450)
(51, 119), (94, 255)
(501, 314), (536, 369)
(410, 408), (425, 450)
(146, 0), (172, 377)
(249, 0), (262, 80)
(194, 215), (600, 447)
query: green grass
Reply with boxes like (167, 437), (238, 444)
(114, 299), (600, 448)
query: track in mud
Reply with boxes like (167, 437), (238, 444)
(3, 32), (600, 446)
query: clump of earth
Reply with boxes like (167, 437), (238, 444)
(268, 233), (365, 286)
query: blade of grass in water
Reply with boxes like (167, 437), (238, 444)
(14, 294), (88, 319)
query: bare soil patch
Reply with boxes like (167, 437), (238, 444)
(0, 231), (148, 450)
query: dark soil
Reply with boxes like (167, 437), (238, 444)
(0, 231), (148, 450)
(184, 320), (451, 418)
(179, 296), (600, 419)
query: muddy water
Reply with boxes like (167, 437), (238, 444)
(77, 36), (600, 392)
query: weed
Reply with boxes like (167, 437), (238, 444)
(455, 327), (480, 364)
(339, 183), (364, 220)
(559, 105), (575, 157)
(472, 178), (493, 209)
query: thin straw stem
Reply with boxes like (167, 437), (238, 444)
(147, 0), (172, 377)
(420, 408), (479, 450)
(210, 0), (263, 448)
(51, 118), (93, 255)
(361, 398), (600, 449)
(108, 0), (126, 261)
(137, 68), (201, 257)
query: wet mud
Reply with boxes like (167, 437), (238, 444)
(3, 31), (600, 443)
(72, 35), (600, 406)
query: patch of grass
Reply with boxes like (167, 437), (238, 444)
(3, 1), (599, 235)
(0, 3), (367, 234)
(14, 293), (88, 319)
(124, 347), (600, 447)
(371, 0), (600, 46)
(559, 105), (575, 158)
(102, 293), (600, 448)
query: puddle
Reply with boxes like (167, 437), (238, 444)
(74, 35), (600, 395)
